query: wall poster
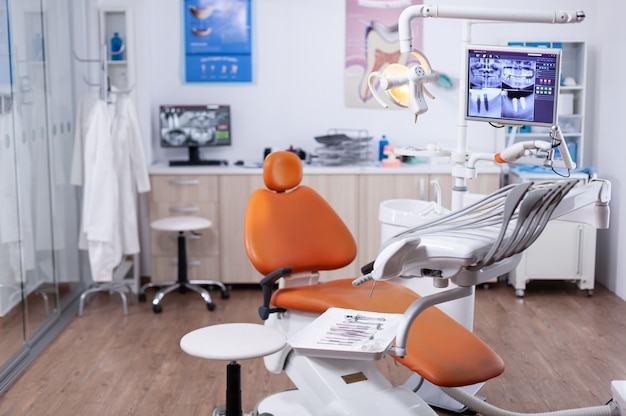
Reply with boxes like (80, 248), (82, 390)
(183, 0), (252, 83)
(345, 0), (423, 108)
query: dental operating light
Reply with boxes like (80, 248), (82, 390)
(368, 4), (584, 123)
(368, 49), (438, 122)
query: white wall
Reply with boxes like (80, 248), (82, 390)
(95, 0), (625, 300)
(589, 1), (626, 300)
(144, 0), (597, 163)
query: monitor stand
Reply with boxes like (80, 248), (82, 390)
(169, 146), (228, 166)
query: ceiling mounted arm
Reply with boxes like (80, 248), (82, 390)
(398, 5), (585, 53)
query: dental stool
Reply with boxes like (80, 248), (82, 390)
(180, 323), (286, 416)
(139, 216), (229, 314)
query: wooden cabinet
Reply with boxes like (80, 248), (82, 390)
(149, 175), (220, 282)
(148, 167), (501, 285)
(218, 174), (360, 284)
(218, 175), (264, 284)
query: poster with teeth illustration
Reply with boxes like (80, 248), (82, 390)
(184, 0), (252, 82)
(345, 0), (423, 108)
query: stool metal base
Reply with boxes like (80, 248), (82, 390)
(139, 280), (229, 313)
(143, 219), (229, 313)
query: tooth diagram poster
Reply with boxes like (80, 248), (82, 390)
(345, 0), (423, 108)
(183, 0), (252, 83)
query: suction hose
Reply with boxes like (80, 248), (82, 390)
(441, 386), (618, 416)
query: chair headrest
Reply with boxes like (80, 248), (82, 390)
(263, 151), (303, 192)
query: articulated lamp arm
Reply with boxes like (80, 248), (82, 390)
(398, 5), (585, 53)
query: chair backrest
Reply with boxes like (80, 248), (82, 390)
(244, 151), (357, 276)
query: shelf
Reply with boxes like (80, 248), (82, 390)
(504, 41), (586, 167)
(560, 85), (583, 92)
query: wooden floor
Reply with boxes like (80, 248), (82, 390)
(0, 279), (624, 415)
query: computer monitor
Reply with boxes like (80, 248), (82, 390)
(159, 104), (231, 166)
(464, 45), (561, 128)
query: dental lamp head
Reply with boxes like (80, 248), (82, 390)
(368, 50), (438, 122)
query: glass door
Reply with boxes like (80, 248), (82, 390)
(12, 0), (58, 339)
(0, 0), (26, 366)
(0, 0), (83, 380)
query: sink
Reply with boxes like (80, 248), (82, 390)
(379, 199), (450, 242)
(379, 199), (448, 227)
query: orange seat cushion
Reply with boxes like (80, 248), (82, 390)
(272, 279), (504, 387)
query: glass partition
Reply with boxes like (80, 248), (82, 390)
(0, 0), (84, 388)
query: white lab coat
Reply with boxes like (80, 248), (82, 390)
(111, 94), (151, 254)
(72, 93), (150, 282)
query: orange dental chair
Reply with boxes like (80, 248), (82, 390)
(243, 151), (504, 415)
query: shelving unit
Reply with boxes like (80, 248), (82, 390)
(504, 42), (587, 167)
(95, 7), (139, 293)
(98, 8), (134, 92)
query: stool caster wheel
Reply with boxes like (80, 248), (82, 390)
(207, 302), (216, 311)
(138, 293), (147, 303)
(221, 290), (230, 300)
(153, 304), (163, 314)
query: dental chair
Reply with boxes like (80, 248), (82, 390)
(244, 151), (621, 416)
(243, 151), (505, 415)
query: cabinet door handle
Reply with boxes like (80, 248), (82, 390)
(168, 179), (199, 186)
(169, 206), (200, 213)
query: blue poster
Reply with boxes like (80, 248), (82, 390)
(183, 0), (252, 82)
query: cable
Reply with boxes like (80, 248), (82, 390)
(441, 386), (618, 416)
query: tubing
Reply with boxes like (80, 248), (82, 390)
(441, 386), (617, 416)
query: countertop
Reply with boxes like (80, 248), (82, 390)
(149, 161), (502, 175)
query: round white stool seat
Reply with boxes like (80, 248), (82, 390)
(180, 323), (286, 361)
(151, 216), (212, 232)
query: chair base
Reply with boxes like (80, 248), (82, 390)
(254, 389), (314, 416)
(139, 280), (229, 314)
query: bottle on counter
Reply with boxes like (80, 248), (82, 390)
(378, 134), (389, 161)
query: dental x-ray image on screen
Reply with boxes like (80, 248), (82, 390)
(465, 45), (561, 128)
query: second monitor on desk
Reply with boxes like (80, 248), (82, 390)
(159, 104), (231, 167)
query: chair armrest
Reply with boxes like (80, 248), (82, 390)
(259, 267), (292, 320)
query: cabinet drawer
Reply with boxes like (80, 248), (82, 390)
(150, 175), (217, 202)
(149, 201), (215, 221)
(150, 228), (218, 257)
(150, 255), (219, 282)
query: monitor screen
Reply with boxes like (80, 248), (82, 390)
(159, 104), (231, 166)
(464, 45), (561, 128)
